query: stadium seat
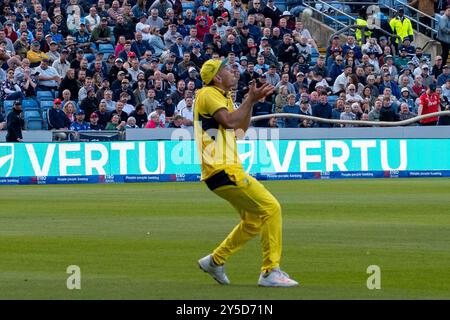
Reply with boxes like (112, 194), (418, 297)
(37, 91), (55, 101)
(24, 110), (42, 120)
(42, 110), (49, 130)
(328, 95), (338, 106)
(22, 99), (40, 111)
(99, 43), (114, 53)
(26, 119), (43, 130)
(40, 101), (54, 111)
(3, 100), (14, 112)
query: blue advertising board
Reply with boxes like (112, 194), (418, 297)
(0, 139), (449, 184)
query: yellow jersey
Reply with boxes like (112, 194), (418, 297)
(194, 85), (242, 180)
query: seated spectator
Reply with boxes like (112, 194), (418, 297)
(48, 98), (71, 140)
(125, 116), (139, 129)
(397, 102), (417, 124)
(129, 104), (148, 128)
(35, 58), (60, 91)
(105, 114), (126, 130)
(70, 110), (91, 132)
(1, 68), (25, 101)
(63, 101), (77, 123)
(168, 114), (184, 128)
(145, 112), (165, 128)
(89, 112), (104, 130)
(340, 103), (356, 127)
(368, 99), (383, 122)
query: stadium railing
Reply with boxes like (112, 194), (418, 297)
(251, 111), (450, 127)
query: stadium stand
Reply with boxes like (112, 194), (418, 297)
(0, 0), (449, 141)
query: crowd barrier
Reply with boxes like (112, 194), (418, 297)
(0, 138), (449, 185)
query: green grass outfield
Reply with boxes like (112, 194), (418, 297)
(0, 179), (450, 299)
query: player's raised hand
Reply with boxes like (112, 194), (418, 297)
(247, 80), (275, 103)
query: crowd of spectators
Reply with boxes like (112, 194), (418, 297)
(0, 0), (449, 135)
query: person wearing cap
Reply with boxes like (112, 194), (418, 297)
(389, 7), (414, 48)
(90, 16), (112, 49)
(195, 59), (298, 287)
(52, 48), (71, 79)
(26, 39), (49, 67)
(169, 35), (188, 63)
(196, 6), (213, 27)
(394, 47), (411, 71)
(437, 65), (450, 87)
(398, 36), (415, 56)
(164, 23), (183, 48)
(5, 100), (24, 142)
(398, 86), (416, 112)
(73, 21), (93, 53)
(69, 110), (91, 132)
(87, 112), (102, 130)
(48, 98), (71, 140)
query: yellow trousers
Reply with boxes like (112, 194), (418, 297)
(210, 169), (282, 274)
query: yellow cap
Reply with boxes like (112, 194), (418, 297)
(200, 58), (227, 85)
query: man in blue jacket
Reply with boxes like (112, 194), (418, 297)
(312, 90), (333, 127)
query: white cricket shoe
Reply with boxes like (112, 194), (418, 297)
(198, 254), (230, 285)
(258, 268), (299, 287)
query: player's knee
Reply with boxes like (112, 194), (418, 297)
(242, 221), (261, 235)
(268, 199), (282, 216)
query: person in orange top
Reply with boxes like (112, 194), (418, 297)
(418, 84), (440, 126)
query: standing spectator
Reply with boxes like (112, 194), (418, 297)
(283, 94), (301, 128)
(438, 6), (450, 65)
(418, 84), (440, 126)
(312, 90), (333, 127)
(6, 100), (24, 142)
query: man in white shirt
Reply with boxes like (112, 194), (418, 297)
(85, 6), (101, 33)
(35, 58), (60, 90)
(52, 48), (71, 79)
(179, 96), (194, 128)
(136, 13), (152, 42)
(333, 65), (352, 94)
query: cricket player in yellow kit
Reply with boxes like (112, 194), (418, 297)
(195, 59), (298, 287)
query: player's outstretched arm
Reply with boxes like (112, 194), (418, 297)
(213, 81), (274, 132)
